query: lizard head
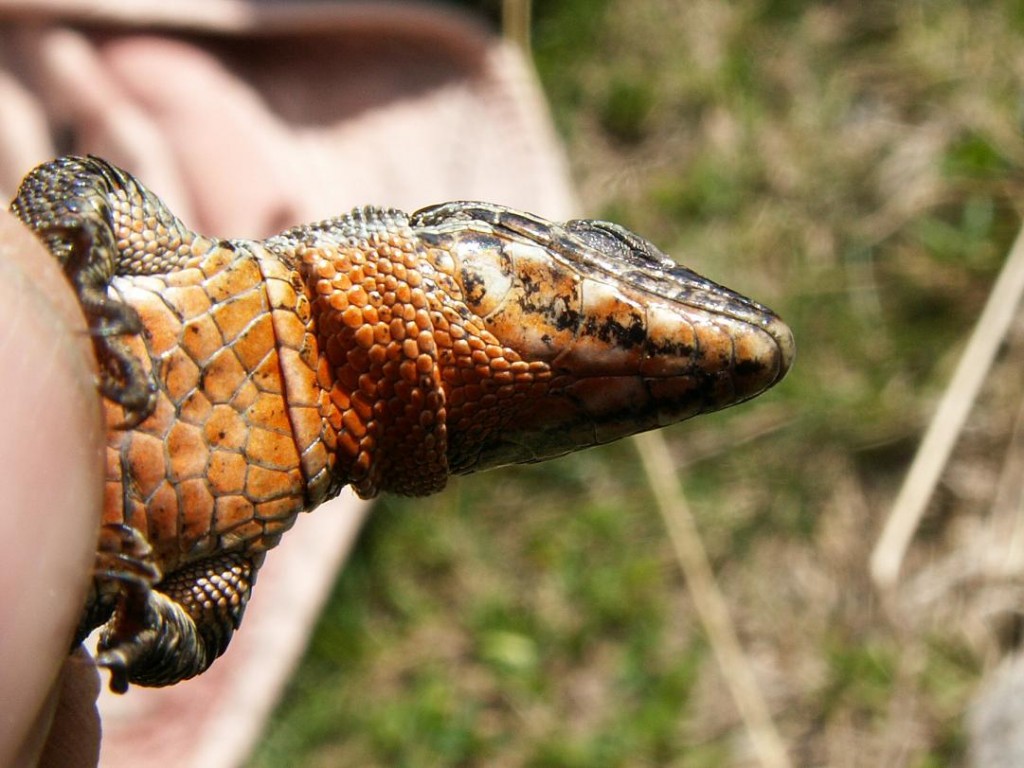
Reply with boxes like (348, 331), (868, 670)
(411, 203), (795, 476)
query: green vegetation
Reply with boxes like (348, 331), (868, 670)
(251, 1), (1024, 765)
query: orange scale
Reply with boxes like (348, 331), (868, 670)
(203, 260), (262, 304)
(367, 344), (389, 367)
(244, 465), (300, 503)
(178, 479), (215, 538)
(178, 391), (213, 426)
(124, 433), (167, 498)
(414, 309), (432, 330)
(315, 354), (335, 388)
(203, 405), (248, 450)
(144, 482), (180, 544)
(357, 373), (378, 397)
(398, 359), (419, 384)
(256, 497), (302, 524)
(208, 451), (247, 495)
(220, 519), (264, 549)
(180, 314), (224, 366)
(336, 366), (361, 394)
(337, 430), (360, 461)
(166, 422), (210, 480)
(315, 262), (337, 280)
(210, 493), (252, 536)
(353, 324), (375, 350)
(245, 392), (290, 433)
(231, 314), (276, 371)
(129, 291), (181, 356)
(187, 238), (212, 259)
(387, 318), (406, 340)
(341, 306), (364, 328)
(372, 322), (391, 345)
(441, 368), (463, 388)
(432, 330), (452, 351)
(347, 286), (369, 307)
(201, 348), (249, 403)
(352, 450), (373, 475)
(329, 384), (352, 410)
(345, 346), (371, 374)
(496, 384), (516, 399)
(341, 408), (368, 439)
(351, 390), (376, 421)
(416, 356), (436, 377)
(263, 275), (298, 311)
(394, 284), (412, 304)
(401, 339), (420, 360)
(246, 428), (300, 470)
(416, 332), (434, 354)
(492, 371), (514, 386)
(212, 290), (267, 344)
(324, 406), (344, 436)
(324, 334), (348, 366)
(162, 350), (201, 406)
(328, 291), (349, 311)
(408, 285), (428, 306)
(330, 271), (353, 292)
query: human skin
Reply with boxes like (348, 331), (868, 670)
(0, 208), (103, 767)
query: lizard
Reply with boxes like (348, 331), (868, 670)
(10, 155), (795, 692)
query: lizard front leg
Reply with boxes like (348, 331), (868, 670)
(9, 156), (181, 422)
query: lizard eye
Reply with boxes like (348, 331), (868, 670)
(564, 219), (668, 270)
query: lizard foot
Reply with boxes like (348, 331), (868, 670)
(95, 552), (256, 692)
(43, 219), (158, 426)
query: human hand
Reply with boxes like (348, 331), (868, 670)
(0, 207), (104, 767)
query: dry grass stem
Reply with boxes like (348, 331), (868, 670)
(502, 0), (532, 54)
(871, 222), (1024, 590)
(633, 430), (792, 768)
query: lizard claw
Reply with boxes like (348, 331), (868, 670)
(96, 651), (131, 695)
(96, 342), (159, 428)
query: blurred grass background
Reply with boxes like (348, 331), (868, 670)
(250, 1), (1024, 765)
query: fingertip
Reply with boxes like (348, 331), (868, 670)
(0, 209), (104, 766)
